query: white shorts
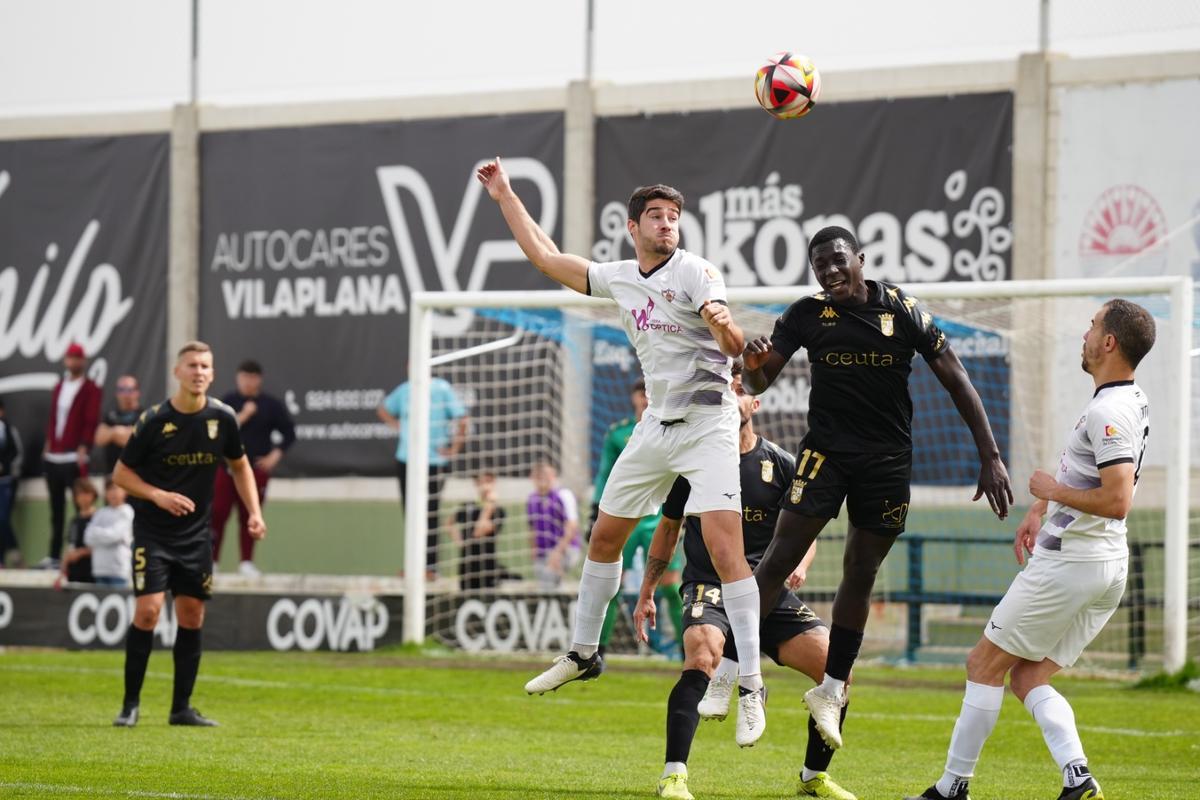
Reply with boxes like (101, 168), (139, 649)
(984, 554), (1127, 668)
(598, 406), (741, 519)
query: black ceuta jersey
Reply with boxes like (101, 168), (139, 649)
(119, 397), (245, 544)
(770, 280), (949, 453)
(664, 435), (797, 585)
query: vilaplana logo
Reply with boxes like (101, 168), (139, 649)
(0, 170), (133, 394)
(211, 157), (559, 337)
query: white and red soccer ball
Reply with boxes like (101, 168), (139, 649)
(754, 52), (821, 119)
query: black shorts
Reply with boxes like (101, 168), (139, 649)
(680, 581), (825, 666)
(132, 535), (213, 600)
(780, 439), (912, 533)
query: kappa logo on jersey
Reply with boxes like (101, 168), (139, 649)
(161, 422), (177, 438)
(886, 287), (900, 300)
(760, 459), (774, 482)
(902, 296), (918, 311)
(819, 306), (838, 320)
(879, 313), (895, 336)
(631, 298), (656, 331)
(921, 311), (933, 327)
(206, 419), (219, 439)
(789, 478), (806, 504)
(703, 266), (719, 281)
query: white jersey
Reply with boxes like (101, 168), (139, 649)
(588, 248), (733, 418)
(1035, 381), (1149, 561)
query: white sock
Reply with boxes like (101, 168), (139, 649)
(1024, 685), (1087, 777)
(721, 577), (762, 689)
(570, 558), (622, 658)
(663, 762), (687, 779)
(819, 674), (846, 698)
(801, 767), (821, 782)
(713, 656), (738, 683)
(938, 681), (1004, 794)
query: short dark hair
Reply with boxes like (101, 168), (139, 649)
(476, 470), (496, 482)
(627, 184), (684, 222)
(1102, 299), (1156, 368)
(237, 359), (263, 375)
(72, 477), (98, 498)
(808, 225), (859, 259)
(730, 360), (743, 378)
(631, 378), (646, 395)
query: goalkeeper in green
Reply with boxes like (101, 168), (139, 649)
(594, 378), (684, 658)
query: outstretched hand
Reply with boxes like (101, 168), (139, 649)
(973, 456), (1014, 520)
(475, 157), (511, 201)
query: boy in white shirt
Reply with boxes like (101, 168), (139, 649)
(85, 478), (135, 587)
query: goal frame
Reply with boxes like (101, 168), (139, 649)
(405, 276), (1193, 672)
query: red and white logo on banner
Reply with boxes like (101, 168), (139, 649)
(1079, 185), (1168, 274)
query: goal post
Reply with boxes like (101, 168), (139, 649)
(405, 277), (1193, 673)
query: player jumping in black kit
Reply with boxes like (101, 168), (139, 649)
(112, 341), (267, 727)
(742, 227), (1013, 750)
(634, 365), (856, 800)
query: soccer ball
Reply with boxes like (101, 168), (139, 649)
(754, 52), (821, 119)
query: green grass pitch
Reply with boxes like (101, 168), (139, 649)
(1, 649), (1196, 799)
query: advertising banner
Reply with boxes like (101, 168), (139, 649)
(199, 113), (564, 476)
(1052, 78), (1200, 465)
(0, 135), (169, 467)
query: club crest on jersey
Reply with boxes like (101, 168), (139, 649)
(789, 478), (806, 504)
(691, 602), (704, 619)
(161, 422), (177, 438)
(879, 313), (894, 337)
(207, 419), (219, 439)
(662, 288), (676, 303)
(760, 459), (774, 482)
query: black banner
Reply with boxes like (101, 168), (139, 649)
(0, 135), (169, 468)
(592, 93), (1013, 285)
(199, 114), (564, 477)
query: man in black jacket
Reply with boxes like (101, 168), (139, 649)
(0, 399), (23, 567)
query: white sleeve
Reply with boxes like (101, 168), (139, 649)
(1087, 405), (1139, 470)
(559, 488), (579, 522)
(680, 257), (727, 310)
(587, 262), (615, 299)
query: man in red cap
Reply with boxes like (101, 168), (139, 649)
(39, 342), (102, 569)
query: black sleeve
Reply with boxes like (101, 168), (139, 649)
(118, 409), (154, 468)
(223, 410), (247, 461)
(769, 300), (807, 362)
(891, 286), (948, 363)
(661, 476), (691, 520)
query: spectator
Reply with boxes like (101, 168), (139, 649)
(0, 398), (23, 567)
(528, 462), (581, 590)
(454, 472), (509, 592)
(212, 360), (295, 577)
(377, 371), (468, 578)
(56, 477), (98, 587)
(94, 374), (144, 475)
(41, 343), (102, 569)
(83, 478), (134, 588)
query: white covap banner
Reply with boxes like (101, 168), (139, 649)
(1052, 78), (1200, 468)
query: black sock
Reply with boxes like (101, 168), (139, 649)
(804, 701), (849, 773)
(825, 624), (864, 681)
(171, 626), (203, 714)
(122, 625), (154, 710)
(665, 669), (709, 764)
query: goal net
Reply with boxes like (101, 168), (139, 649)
(405, 278), (1194, 673)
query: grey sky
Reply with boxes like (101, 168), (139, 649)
(1, 0), (1198, 117)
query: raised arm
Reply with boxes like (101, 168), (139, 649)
(928, 348), (1013, 519)
(476, 157), (590, 294)
(1030, 463), (1134, 521)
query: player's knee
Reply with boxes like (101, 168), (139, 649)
(133, 606), (161, 629)
(1008, 664), (1043, 702)
(965, 641), (1007, 685)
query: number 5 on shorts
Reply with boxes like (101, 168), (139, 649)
(797, 448), (826, 480)
(134, 546), (146, 572)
